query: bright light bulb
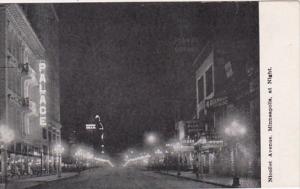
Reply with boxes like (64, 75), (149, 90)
(146, 133), (157, 145)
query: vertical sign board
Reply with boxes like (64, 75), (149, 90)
(39, 60), (47, 127)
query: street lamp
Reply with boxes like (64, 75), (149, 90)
(53, 144), (64, 178)
(0, 125), (14, 188)
(224, 120), (246, 187)
(145, 133), (158, 146)
(85, 152), (94, 168)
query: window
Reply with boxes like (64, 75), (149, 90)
(43, 128), (47, 139)
(48, 131), (52, 142)
(197, 77), (204, 103)
(16, 143), (21, 153)
(206, 66), (213, 96)
(9, 144), (15, 153)
(43, 145), (48, 155)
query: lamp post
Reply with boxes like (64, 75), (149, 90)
(225, 121), (246, 187)
(0, 125), (14, 189)
(53, 144), (64, 178)
(144, 133), (158, 170)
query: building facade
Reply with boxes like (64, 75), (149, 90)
(193, 39), (260, 178)
(0, 4), (61, 177)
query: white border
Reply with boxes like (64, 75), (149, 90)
(260, 1), (300, 187)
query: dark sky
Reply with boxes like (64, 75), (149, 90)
(56, 2), (258, 154)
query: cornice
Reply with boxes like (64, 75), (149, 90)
(7, 4), (45, 59)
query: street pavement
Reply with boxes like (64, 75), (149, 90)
(6, 172), (78, 189)
(30, 167), (219, 189)
(158, 170), (260, 188)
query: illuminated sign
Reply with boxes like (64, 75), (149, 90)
(205, 96), (228, 109)
(39, 60), (47, 127)
(86, 124), (96, 130)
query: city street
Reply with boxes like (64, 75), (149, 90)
(32, 168), (219, 189)
(0, 3), (261, 188)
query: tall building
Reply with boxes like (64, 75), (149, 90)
(21, 3), (61, 174)
(0, 4), (61, 176)
(193, 3), (260, 178)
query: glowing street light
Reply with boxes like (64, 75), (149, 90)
(0, 125), (15, 187)
(85, 152), (94, 160)
(145, 133), (158, 145)
(225, 121), (246, 137)
(54, 144), (64, 154)
(54, 144), (64, 178)
(225, 120), (247, 187)
(0, 125), (15, 144)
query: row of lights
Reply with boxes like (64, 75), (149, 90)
(75, 148), (114, 167)
(123, 154), (151, 167)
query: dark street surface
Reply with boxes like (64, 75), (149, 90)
(33, 167), (219, 189)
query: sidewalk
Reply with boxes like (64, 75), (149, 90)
(5, 172), (78, 189)
(157, 170), (260, 188)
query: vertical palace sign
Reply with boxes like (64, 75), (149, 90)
(39, 60), (47, 127)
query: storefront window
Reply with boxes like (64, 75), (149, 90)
(16, 143), (21, 153)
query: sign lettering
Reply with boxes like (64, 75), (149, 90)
(39, 61), (47, 127)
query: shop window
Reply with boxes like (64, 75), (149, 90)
(9, 144), (15, 153)
(28, 145), (34, 155)
(22, 144), (27, 155)
(206, 66), (213, 96)
(16, 143), (21, 153)
(197, 77), (204, 103)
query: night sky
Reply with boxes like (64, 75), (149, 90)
(56, 2), (258, 155)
